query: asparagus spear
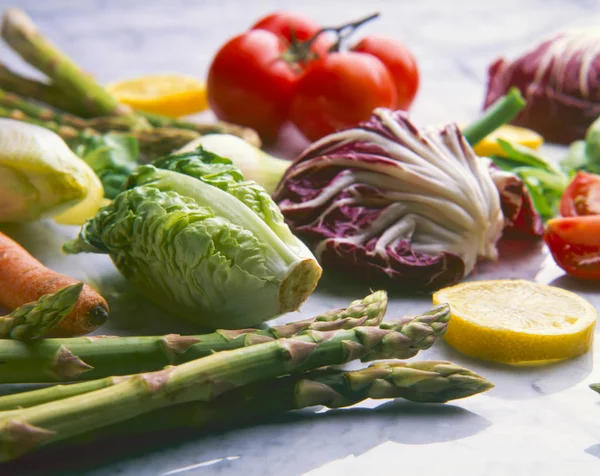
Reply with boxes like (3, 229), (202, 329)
(0, 303), (449, 461)
(135, 127), (200, 161)
(0, 291), (387, 383)
(0, 89), (133, 131)
(139, 111), (262, 148)
(0, 284), (82, 340)
(1, 8), (148, 130)
(0, 62), (90, 117)
(0, 359), (492, 417)
(591, 383), (600, 394)
(0, 65), (262, 146)
(115, 360), (493, 434)
(0, 377), (122, 412)
(0, 106), (201, 161)
(0, 361), (491, 436)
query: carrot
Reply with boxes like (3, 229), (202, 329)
(0, 231), (109, 336)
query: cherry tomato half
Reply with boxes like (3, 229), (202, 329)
(544, 216), (600, 280)
(352, 35), (419, 110)
(207, 29), (299, 142)
(559, 171), (600, 217)
(290, 51), (397, 141)
(251, 11), (332, 59)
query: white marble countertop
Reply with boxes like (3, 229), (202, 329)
(1, 1), (600, 475)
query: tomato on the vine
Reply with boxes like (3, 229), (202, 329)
(290, 52), (397, 142)
(559, 171), (600, 217)
(251, 12), (333, 60)
(352, 35), (419, 110)
(207, 12), (420, 143)
(207, 29), (299, 143)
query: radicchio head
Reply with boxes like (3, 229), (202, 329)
(484, 29), (600, 144)
(273, 109), (509, 291)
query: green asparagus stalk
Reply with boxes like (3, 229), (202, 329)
(0, 62), (90, 117)
(0, 106), (86, 140)
(0, 89), (133, 131)
(0, 360), (491, 417)
(118, 360), (493, 433)
(1, 8), (148, 130)
(0, 360), (490, 437)
(0, 65), (261, 146)
(139, 111), (262, 148)
(0, 106), (201, 162)
(0, 291), (387, 383)
(0, 303), (449, 461)
(0, 284), (82, 340)
(135, 127), (200, 160)
(591, 383), (600, 394)
(0, 377), (123, 413)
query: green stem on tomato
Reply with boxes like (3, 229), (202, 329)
(463, 87), (526, 146)
(299, 12), (381, 57)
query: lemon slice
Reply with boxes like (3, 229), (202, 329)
(107, 74), (209, 118)
(472, 125), (544, 157)
(433, 279), (597, 364)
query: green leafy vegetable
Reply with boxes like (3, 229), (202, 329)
(177, 134), (291, 195)
(560, 116), (600, 175)
(69, 133), (139, 199)
(64, 148), (321, 329)
(0, 119), (103, 222)
(489, 139), (568, 219)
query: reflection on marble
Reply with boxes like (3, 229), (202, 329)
(1, 0), (600, 475)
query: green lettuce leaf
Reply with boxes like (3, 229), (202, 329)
(65, 150), (321, 329)
(70, 133), (139, 199)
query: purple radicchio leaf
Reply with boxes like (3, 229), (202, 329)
(273, 108), (505, 291)
(484, 29), (600, 144)
(487, 165), (544, 239)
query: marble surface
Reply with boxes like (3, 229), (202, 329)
(1, 0), (600, 475)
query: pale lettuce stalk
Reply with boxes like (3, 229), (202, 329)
(64, 149), (321, 329)
(0, 119), (103, 222)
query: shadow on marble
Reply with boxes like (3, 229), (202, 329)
(0, 401), (490, 476)
(585, 444), (600, 460)
(438, 341), (594, 400)
(549, 274), (600, 299)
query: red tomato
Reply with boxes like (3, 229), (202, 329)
(290, 52), (397, 141)
(207, 30), (299, 142)
(251, 11), (332, 59)
(352, 35), (419, 110)
(544, 216), (600, 279)
(559, 171), (600, 217)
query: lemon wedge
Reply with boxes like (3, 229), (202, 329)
(107, 74), (209, 118)
(433, 279), (597, 364)
(472, 125), (544, 157)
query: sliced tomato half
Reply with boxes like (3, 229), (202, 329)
(544, 215), (600, 279)
(559, 171), (600, 217)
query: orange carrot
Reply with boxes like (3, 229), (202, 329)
(0, 231), (108, 336)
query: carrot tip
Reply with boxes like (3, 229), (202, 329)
(90, 306), (109, 326)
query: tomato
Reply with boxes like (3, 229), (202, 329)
(207, 29), (299, 142)
(251, 12), (332, 59)
(559, 171), (600, 217)
(544, 216), (600, 279)
(352, 35), (419, 110)
(289, 52), (397, 141)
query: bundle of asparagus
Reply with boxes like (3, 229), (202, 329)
(0, 8), (261, 160)
(0, 292), (493, 462)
